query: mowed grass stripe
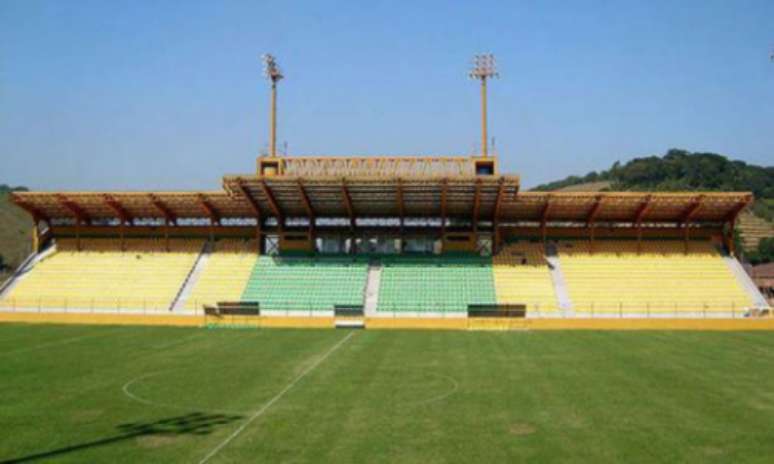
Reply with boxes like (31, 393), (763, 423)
(1, 326), (773, 463)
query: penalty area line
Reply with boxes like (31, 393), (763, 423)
(197, 331), (356, 464)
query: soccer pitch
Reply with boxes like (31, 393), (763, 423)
(1, 325), (773, 463)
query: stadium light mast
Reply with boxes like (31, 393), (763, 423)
(262, 53), (284, 158)
(469, 54), (498, 158)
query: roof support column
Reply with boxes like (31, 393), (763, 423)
(76, 221), (81, 252)
(396, 178), (405, 236)
(341, 179), (355, 232)
(259, 180), (284, 233)
(539, 196), (553, 247)
(586, 195), (603, 254)
(57, 195), (90, 252)
(235, 180), (263, 255)
(472, 178), (481, 234)
(680, 196), (704, 255)
(104, 195), (132, 252)
(440, 178), (448, 244)
(633, 196), (652, 255)
(493, 179), (506, 254)
(297, 179), (316, 249)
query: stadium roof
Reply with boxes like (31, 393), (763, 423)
(12, 181), (751, 226)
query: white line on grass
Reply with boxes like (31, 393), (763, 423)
(0, 328), (124, 356)
(197, 331), (356, 464)
(122, 370), (246, 416)
(406, 373), (460, 407)
(152, 331), (207, 349)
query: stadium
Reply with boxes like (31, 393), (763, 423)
(2, 40), (773, 464)
(0, 54), (769, 329)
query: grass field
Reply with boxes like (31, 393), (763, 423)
(1, 325), (774, 463)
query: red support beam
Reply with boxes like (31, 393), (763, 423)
(197, 193), (221, 225)
(56, 194), (90, 225)
(723, 196), (752, 256)
(396, 178), (405, 230)
(236, 180), (263, 219)
(632, 195), (653, 225)
(540, 195), (553, 244)
(341, 179), (355, 230)
(632, 195), (652, 254)
(296, 179), (315, 221)
(680, 195), (704, 254)
(586, 195), (604, 254)
(148, 194), (176, 225)
(440, 178), (448, 236)
(259, 180), (284, 228)
(723, 196), (752, 223)
(235, 180), (263, 253)
(585, 195), (604, 226)
(472, 178), (481, 232)
(493, 178), (506, 222)
(103, 194), (132, 224)
(493, 179), (506, 253)
(680, 195), (704, 225)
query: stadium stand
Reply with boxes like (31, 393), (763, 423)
(377, 255), (497, 312)
(557, 239), (754, 313)
(241, 255), (368, 311)
(4, 155), (766, 323)
(492, 242), (559, 312)
(0, 238), (202, 310)
(183, 239), (259, 311)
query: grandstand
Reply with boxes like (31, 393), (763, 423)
(0, 159), (767, 327)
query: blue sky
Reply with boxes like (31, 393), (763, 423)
(1, 0), (772, 191)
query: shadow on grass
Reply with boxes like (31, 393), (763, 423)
(1, 412), (243, 463)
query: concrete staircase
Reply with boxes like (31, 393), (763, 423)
(723, 255), (770, 308)
(545, 243), (574, 316)
(363, 263), (382, 317)
(0, 246), (58, 300)
(170, 242), (211, 312)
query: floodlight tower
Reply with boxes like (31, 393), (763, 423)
(262, 53), (284, 158)
(469, 54), (499, 158)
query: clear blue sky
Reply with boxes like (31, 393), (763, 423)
(1, 0), (772, 191)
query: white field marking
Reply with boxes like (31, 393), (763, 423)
(152, 331), (207, 349)
(197, 331), (356, 464)
(0, 328), (125, 356)
(122, 370), (246, 416)
(404, 373), (460, 407)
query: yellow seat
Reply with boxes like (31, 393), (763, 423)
(184, 239), (258, 310)
(558, 240), (753, 313)
(0, 238), (202, 310)
(493, 242), (558, 312)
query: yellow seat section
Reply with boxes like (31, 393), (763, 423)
(1, 238), (202, 310)
(493, 242), (558, 312)
(558, 240), (753, 313)
(184, 239), (258, 310)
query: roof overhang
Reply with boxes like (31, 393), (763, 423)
(11, 184), (752, 226)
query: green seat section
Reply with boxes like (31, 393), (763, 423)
(377, 255), (496, 312)
(241, 255), (368, 311)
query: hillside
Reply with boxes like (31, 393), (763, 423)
(0, 188), (33, 281)
(532, 149), (773, 262)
